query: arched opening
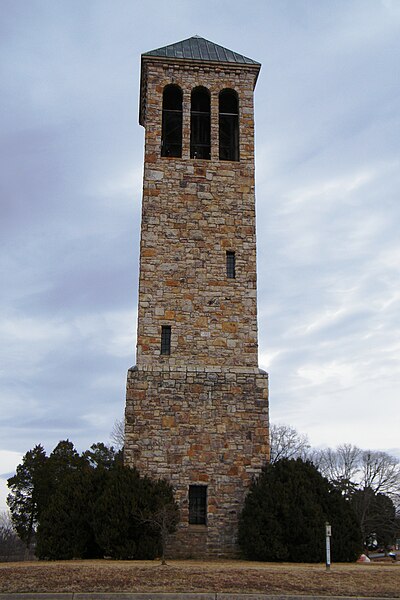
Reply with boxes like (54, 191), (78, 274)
(219, 89), (239, 161)
(161, 85), (183, 157)
(190, 86), (211, 160)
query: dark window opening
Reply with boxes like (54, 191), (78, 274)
(160, 325), (171, 355)
(190, 87), (211, 160)
(161, 85), (183, 158)
(219, 89), (239, 161)
(226, 251), (236, 279)
(189, 485), (207, 525)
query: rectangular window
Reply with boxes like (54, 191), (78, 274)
(160, 325), (171, 355)
(189, 485), (207, 525)
(226, 251), (236, 279)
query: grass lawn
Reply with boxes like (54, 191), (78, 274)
(0, 559), (399, 596)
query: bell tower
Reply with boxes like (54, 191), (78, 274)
(124, 36), (269, 557)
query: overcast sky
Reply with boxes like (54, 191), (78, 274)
(1, 0), (399, 509)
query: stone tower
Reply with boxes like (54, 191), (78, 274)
(124, 36), (269, 558)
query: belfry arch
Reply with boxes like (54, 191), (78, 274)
(161, 84), (183, 157)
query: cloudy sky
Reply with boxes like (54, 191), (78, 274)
(1, 0), (399, 508)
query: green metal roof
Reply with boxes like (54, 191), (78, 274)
(142, 35), (260, 66)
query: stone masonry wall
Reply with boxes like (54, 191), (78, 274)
(136, 58), (260, 368)
(125, 365), (268, 557)
(124, 54), (269, 557)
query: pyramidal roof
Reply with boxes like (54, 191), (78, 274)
(142, 35), (260, 66)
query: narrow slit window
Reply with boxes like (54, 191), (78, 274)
(189, 485), (207, 525)
(160, 325), (171, 355)
(219, 89), (239, 161)
(226, 251), (236, 279)
(190, 87), (211, 160)
(161, 85), (183, 158)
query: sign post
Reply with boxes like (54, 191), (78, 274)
(325, 522), (332, 571)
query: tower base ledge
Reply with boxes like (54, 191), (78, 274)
(128, 364), (269, 377)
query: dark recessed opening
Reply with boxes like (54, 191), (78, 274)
(226, 250), (236, 279)
(191, 87), (211, 160)
(189, 484), (207, 525)
(161, 85), (183, 158)
(160, 325), (171, 355)
(219, 89), (239, 162)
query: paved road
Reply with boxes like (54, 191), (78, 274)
(0, 593), (398, 600)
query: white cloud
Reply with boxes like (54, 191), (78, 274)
(283, 170), (375, 212)
(1, 0), (399, 512)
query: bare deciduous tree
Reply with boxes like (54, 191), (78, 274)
(269, 423), (311, 464)
(139, 503), (179, 565)
(316, 444), (361, 495)
(0, 510), (27, 562)
(269, 422), (400, 548)
(110, 418), (125, 450)
(360, 450), (400, 501)
(314, 445), (400, 507)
